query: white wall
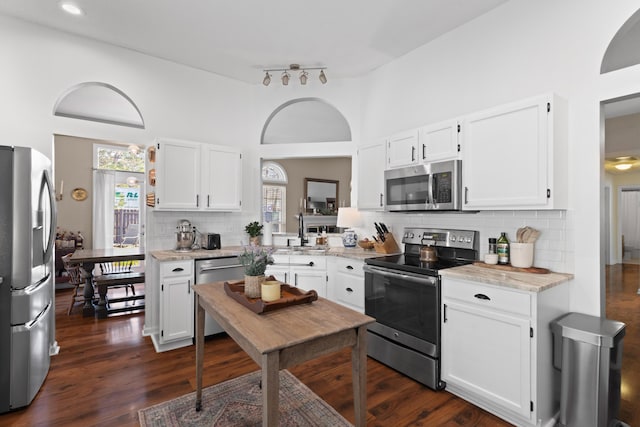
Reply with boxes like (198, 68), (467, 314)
(357, 0), (640, 315)
(4, 1), (640, 315)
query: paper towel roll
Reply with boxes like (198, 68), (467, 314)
(263, 222), (273, 246)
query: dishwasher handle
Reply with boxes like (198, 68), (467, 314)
(198, 263), (243, 272)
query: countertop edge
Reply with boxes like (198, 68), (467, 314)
(150, 246), (384, 262)
(439, 264), (574, 292)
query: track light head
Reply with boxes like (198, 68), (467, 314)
(300, 71), (308, 85)
(281, 71), (290, 86)
(263, 72), (271, 86)
(319, 70), (327, 84)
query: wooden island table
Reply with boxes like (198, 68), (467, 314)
(193, 281), (375, 427)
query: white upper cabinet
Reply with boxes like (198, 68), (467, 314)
(386, 129), (419, 168)
(462, 93), (567, 210)
(154, 138), (242, 211)
(357, 140), (386, 210)
(201, 145), (242, 211)
(418, 119), (461, 162)
(155, 139), (201, 210)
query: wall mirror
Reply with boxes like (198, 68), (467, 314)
(304, 178), (338, 214)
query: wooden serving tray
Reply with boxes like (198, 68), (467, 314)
(473, 261), (550, 274)
(224, 277), (318, 314)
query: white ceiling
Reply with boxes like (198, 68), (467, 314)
(0, 0), (508, 83)
(2, 0), (639, 162)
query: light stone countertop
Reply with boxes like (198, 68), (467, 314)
(150, 246), (387, 262)
(439, 264), (573, 293)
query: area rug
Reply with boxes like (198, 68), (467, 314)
(138, 370), (353, 427)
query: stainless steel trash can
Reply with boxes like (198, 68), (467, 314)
(551, 312), (626, 427)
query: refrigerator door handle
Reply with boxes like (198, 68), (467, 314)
(42, 169), (56, 264)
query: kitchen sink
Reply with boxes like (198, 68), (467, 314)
(274, 247), (327, 254)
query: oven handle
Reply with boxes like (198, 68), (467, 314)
(363, 265), (438, 287)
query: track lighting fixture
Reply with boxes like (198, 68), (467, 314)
(261, 64), (327, 86)
(319, 70), (327, 84)
(263, 72), (271, 86)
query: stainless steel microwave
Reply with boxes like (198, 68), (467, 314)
(384, 160), (462, 211)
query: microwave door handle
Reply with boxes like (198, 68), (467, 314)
(431, 174), (438, 205)
(427, 174), (434, 206)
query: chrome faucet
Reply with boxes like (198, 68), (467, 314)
(298, 212), (308, 246)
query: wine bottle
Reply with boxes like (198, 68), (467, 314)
(497, 232), (510, 265)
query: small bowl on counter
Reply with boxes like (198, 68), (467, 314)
(484, 253), (499, 265)
(358, 240), (375, 250)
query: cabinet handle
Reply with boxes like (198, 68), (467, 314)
(285, 273), (288, 284)
(294, 273), (298, 286)
(196, 194), (199, 207)
(188, 279), (191, 294)
(464, 187), (469, 204)
(172, 267), (184, 272)
(379, 193), (383, 207)
(422, 143), (426, 160)
(443, 303), (447, 322)
(346, 265), (354, 270)
(411, 146), (416, 162)
(207, 194), (210, 208)
(474, 293), (490, 301)
(346, 287), (353, 293)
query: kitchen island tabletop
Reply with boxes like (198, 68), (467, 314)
(193, 280), (374, 426)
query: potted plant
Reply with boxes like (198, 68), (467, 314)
(238, 245), (274, 298)
(245, 221), (263, 246)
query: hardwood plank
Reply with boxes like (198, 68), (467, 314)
(1, 269), (638, 427)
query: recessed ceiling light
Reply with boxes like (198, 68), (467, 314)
(60, 2), (84, 16)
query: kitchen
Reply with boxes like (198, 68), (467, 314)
(1, 0), (639, 426)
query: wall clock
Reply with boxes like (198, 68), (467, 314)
(71, 188), (88, 201)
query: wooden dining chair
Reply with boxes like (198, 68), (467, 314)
(61, 253), (90, 315)
(98, 261), (137, 295)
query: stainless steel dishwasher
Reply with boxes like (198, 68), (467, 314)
(195, 256), (244, 336)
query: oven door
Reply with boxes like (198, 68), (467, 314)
(364, 265), (440, 357)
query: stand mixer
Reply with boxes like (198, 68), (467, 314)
(175, 219), (198, 252)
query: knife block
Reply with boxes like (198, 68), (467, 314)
(374, 233), (400, 254)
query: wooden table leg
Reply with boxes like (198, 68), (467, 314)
(195, 295), (205, 411)
(351, 325), (367, 427)
(262, 351), (280, 427)
(81, 261), (96, 317)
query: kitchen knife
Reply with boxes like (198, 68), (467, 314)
(374, 223), (385, 241)
(380, 223), (389, 234)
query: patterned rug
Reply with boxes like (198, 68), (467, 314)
(138, 370), (353, 427)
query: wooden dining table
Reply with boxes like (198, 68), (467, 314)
(69, 248), (145, 318)
(193, 281), (375, 426)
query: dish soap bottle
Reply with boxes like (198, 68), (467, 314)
(497, 232), (510, 265)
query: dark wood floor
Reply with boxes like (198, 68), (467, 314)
(2, 266), (638, 426)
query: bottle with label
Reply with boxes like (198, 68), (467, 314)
(497, 232), (509, 265)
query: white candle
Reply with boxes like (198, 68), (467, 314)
(261, 281), (281, 302)
(60, 180), (64, 195)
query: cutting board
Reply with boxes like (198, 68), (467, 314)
(473, 261), (550, 274)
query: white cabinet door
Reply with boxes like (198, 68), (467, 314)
(155, 139), (201, 210)
(357, 141), (385, 210)
(387, 129), (419, 168)
(331, 258), (364, 312)
(462, 93), (567, 210)
(202, 145), (242, 211)
(160, 274), (194, 343)
(268, 255), (327, 298)
(442, 300), (531, 420)
(419, 120), (460, 162)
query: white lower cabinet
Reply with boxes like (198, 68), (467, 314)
(441, 276), (569, 427)
(146, 259), (195, 352)
(266, 254), (327, 298)
(327, 257), (364, 312)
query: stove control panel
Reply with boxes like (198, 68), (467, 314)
(402, 228), (478, 250)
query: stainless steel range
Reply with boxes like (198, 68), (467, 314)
(364, 227), (479, 390)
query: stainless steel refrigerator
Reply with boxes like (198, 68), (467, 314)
(0, 145), (58, 413)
